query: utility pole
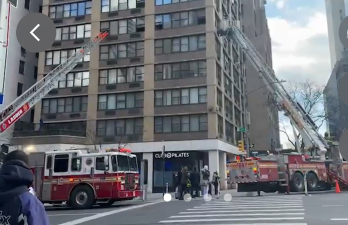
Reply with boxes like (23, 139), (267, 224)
(161, 142), (166, 196)
(242, 88), (250, 157)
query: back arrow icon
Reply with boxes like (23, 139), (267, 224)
(30, 24), (40, 41)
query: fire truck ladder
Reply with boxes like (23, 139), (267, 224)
(218, 20), (330, 161)
(327, 169), (348, 189)
(0, 31), (108, 134)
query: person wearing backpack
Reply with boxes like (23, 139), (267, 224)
(0, 150), (49, 225)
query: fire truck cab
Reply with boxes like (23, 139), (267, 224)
(28, 148), (141, 209)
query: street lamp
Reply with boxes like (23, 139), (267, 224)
(242, 80), (286, 157)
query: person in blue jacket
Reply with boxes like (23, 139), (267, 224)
(0, 150), (49, 225)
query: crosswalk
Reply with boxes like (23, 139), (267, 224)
(159, 195), (306, 225)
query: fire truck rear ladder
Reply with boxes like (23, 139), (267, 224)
(0, 31), (108, 134)
(327, 169), (348, 189)
(218, 20), (336, 161)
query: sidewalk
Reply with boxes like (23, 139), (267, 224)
(136, 189), (239, 201)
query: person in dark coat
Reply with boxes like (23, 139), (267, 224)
(212, 171), (220, 196)
(0, 150), (48, 225)
(180, 166), (190, 200)
(175, 167), (183, 199)
(190, 167), (200, 198)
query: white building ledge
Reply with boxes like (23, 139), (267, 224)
(12, 139), (240, 155)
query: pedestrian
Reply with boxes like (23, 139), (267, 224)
(190, 167), (200, 198)
(212, 171), (220, 197)
(0, 150), (49, 225)
(175, 167), (183, 199)
(201, 165), (210, 197)
(180, 166), (190, 200)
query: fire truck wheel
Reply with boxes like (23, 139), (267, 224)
(306, 172), (319, 191)
(291, 172), (305, 192)
(70, 185), (95, 209)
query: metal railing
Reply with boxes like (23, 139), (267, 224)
(13, 129), (86, 138)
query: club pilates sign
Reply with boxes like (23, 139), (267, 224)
(154, 152), (190, 158)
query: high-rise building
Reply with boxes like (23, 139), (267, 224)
(12, 0), (246, 193)
(0, 0), (42, 144)
(324, 59), (348, 141)
(325, 0), (346, 69)
(241, 0), (280, 152)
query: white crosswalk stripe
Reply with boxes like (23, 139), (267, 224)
(159, 195), (306, 225)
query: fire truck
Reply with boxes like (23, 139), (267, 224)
(227, 152), (348, 194)
(217, 16), (348, 193)
(28, 147), (141, 209)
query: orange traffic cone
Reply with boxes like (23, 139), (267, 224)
(335, 180), (341, 193)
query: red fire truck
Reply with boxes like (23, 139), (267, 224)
(227, 152), (348, 194)
(28, 147), (141, 209)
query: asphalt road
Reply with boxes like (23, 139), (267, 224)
(47, 192), (348, 225)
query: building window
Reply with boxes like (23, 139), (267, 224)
(99, 42), (144, 60)
(155, 35), (206, 54)
(49, 1), (92, 19)
(154, 114), (208, 133)
(19, 61), (25, 75)
(57, 71), (89, 88)
(96, 118), (143, 136)
(45, 49), (90, 65)
(100, 17), (145, 35)
(155, 0), (197, 5)
(101, 0), (145, 12)
(17, 83), (23, 97)
(25, 0), (30, 10)
(34, 66), (38, 79)
(99, 66), (144, 84)
(41, 121), (86, 132)
(155, 60), (206, 80)
(155, 87), (207, 106)
(21, 47), (26, 58)
(42, 96), (88, 114)
(98, 92), (144, 110)
(155, 10), (206, 30)
(55, 24), (91, 41)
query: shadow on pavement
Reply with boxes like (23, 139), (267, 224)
(45, 203), (136, 211)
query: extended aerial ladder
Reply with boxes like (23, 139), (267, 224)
(217, 19), (340, 162)
(0, 31), (108, 134)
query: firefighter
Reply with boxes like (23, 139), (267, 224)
(0, 150), (49, 225)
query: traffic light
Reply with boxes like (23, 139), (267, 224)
(8, 0), (17, 8)
(238, 140), (244, 152)
(236, 155), (240, 162)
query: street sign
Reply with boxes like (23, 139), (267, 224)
(0, 94), (3, 104)
(237, 127), (246, 132)
(8, 0), (17, 7)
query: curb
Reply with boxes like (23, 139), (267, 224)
(278, 190), (337, 195)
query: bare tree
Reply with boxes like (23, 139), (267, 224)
(269, 80), (339, 150)
(84, 120), (101, 151)
(286, 80), (339, 128)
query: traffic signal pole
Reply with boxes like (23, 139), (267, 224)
(243, 88), (250, 157)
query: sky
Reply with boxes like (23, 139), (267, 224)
(265, 0), (331, 148)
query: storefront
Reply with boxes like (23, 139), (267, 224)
(152, 151), (207, 193)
